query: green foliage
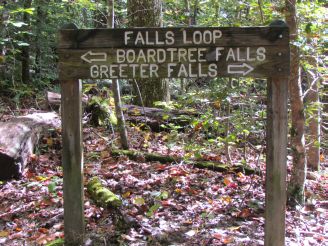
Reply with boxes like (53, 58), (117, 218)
(0, 0), (325, 168)
(47, 176), (61, 195)
(88, 95), (117, 126)
(146, 203), (161, 217)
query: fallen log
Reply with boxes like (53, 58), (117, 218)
(111, 149), (259, 175)
(122, 104), (198, 117)
(122, 105), (198, 132)
(87, 177), (122, 208)
(45, 91), (196, 131)
(44, 91), (88, 110)
(0, 112), (60, 180)
(86, 177), (138, 232)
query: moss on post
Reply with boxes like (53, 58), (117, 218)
(87, 177), (122, 208)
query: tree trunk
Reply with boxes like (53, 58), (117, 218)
(191, 0), (198, 25)
(127, 0), (168, 107)
(21, 0), (32, 84)
(286, 0), (307, 206)
(0, 112), (60, 180)
(108, 0), (129, 150)
(34, 0), (46, 76)
(322, 82), (328, 135)
(179, 0), (192, 96)
(305, 56), (320, 171)
(0, 4), (7, 80)
(180, 78), (186, 95)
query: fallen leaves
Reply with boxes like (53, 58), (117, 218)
(238, 208), (252, 218)
(0, 231), (9, 237)
(223, 176), (238, 188)
(221, 195), (232, 205)
(169, 166), (189, 177)
(0, 122), (326, 246)
(133, 197), (145, 206)
(212, 233), (234, 244)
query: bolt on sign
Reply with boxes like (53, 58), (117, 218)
(58, 23), (290, 246)
(58, 27), (289, 79)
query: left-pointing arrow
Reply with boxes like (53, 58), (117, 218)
(81, 51), (107, 63)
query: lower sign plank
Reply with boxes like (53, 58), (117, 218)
(58, 46), (289, 79)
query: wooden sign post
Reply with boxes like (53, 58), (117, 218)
(58, 22), (289, 245)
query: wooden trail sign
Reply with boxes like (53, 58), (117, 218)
(58, 27), (289, 80)
(58, 23), (289, 246)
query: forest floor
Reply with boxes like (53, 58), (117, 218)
(0, 105), (327, 246)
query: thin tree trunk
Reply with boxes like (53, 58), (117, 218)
(191, 0), (198, 25)
(0, 4), (6, 80)
(108, 0), (129, 150)
(34, 0), (46, 76)
(21, 0), (32, 84)
(322, 83), (328, 135)
(225, 78), (232, 163)
(258, 0), (264, 24)
(178, 0), (192, 97)
(286, 0), (307, 206)
(180, 79), (186, 95)
(305, 55), (320, 171)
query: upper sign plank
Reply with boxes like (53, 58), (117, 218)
(59, 27), (289, 49)
(58, 27), (289, 79)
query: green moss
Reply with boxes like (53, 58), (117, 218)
(287, 185), (305, 206)
(188, 161), (228, 172)
(111, 149), (258, 175)
(46, 238), (64, 246)
(144, 152), (176, 163)
(87, 177), (122, 208)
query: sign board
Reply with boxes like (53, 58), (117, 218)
(58, 27), (289, 80)
(58, 24), (290, 246)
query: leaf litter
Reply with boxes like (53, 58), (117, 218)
(0, 125), (327, 245)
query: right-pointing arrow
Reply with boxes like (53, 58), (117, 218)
(227, 63), (254, 76)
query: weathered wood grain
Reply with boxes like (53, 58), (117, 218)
(61, 79), (84, 245)
(58, 46), (289, 79)
(265, 77), (288, 246)
(59, 27), (289, 49)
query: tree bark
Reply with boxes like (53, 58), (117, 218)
(305, 55), (320, 171)
(21, 0), (32, 84)
(127, 0), (168, 107)
(323, 82), (328, 135)
(0, 112), (60, 180)
(34, 0), (46, 76)
(286, 0), (307, 206)
(191, 0), (198, 25)
(0, 4), (6, 79)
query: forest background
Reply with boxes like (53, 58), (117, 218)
(0, 0), (327, 245)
